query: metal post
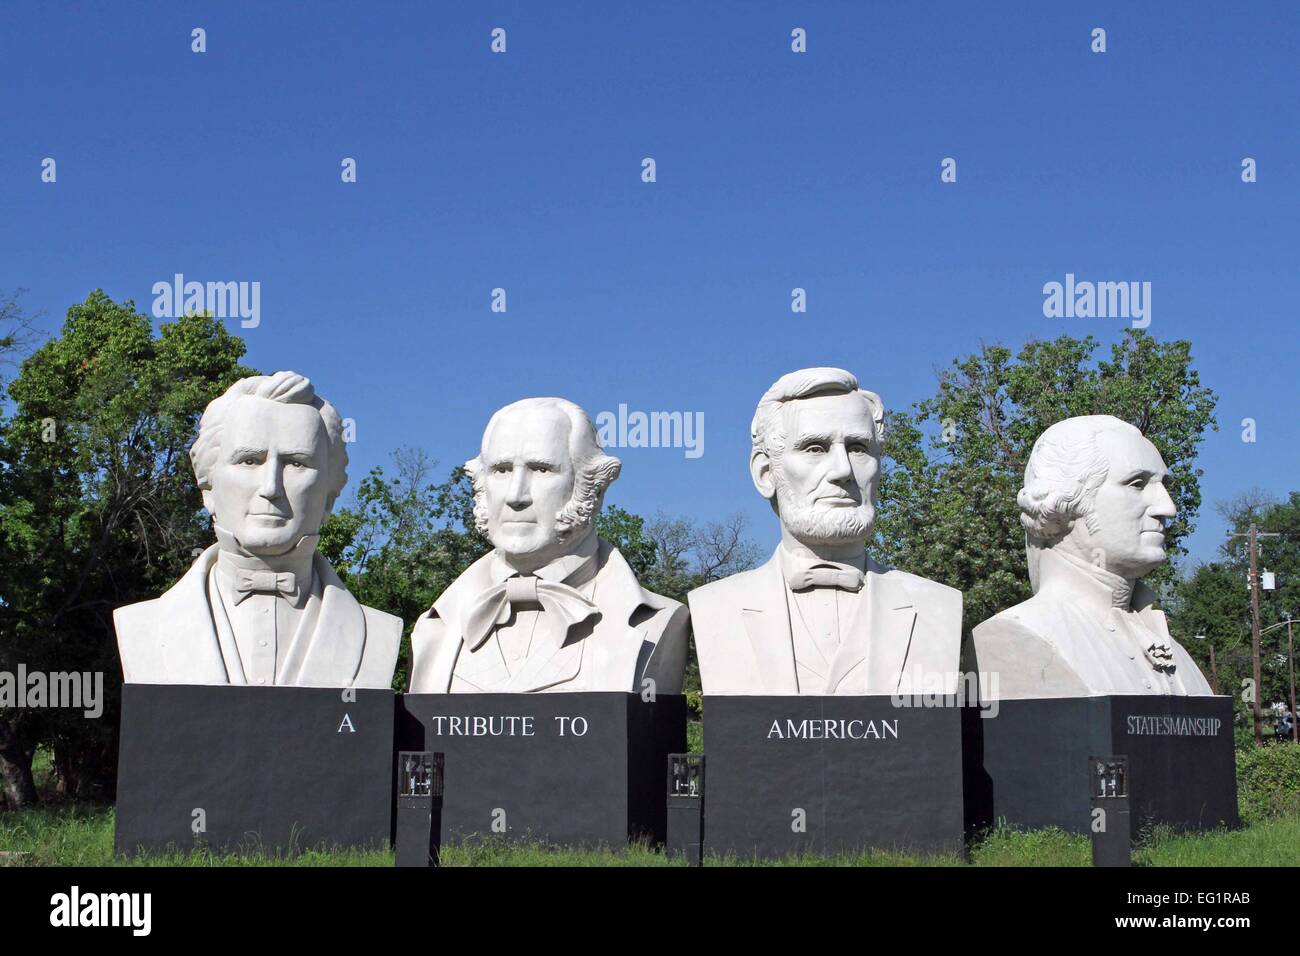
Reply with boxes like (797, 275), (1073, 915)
(395, 751), (444, 868)
(1089, 755), (1131, 868)
(1248, 525), (1265, 746)
(666, 753), (704, 866)
(1289, 620), (1298, 744)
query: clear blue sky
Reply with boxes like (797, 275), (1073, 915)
(3, 1), (1297, 571)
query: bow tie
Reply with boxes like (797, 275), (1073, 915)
(787, 561), (864, 593)
(232, 568), (299, 605)
(462, 575), (600, 652)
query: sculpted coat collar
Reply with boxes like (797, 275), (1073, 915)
(149, 544), (369, 686)
(744, 546), (919, 694)
(425, 537), (659, 693)
(1041, 547), (1136, 612)
(485, 530), (600, 590)
(1036, 546), (1178, 675)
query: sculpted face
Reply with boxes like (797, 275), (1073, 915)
(481, 405), (579, 571)
(204, 397), (333, 556)
(1065, 428), (1175, 579)
(755, 392), (879, 548)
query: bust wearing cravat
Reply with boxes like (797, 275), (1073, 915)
(689, 367), (962, 696)
(970, 416), (1213, 698)
(408, 397), (688, 694)
(113, 372), (402, 688)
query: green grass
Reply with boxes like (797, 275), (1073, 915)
(3, 803), (1298, 866)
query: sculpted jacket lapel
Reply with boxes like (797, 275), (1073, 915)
(504, 631), (585, 692)
(452, 636), (514, 691)
(741, 554), (799, 694)
(863, 569), (918, 695)
(157, 545), (234, 684)
(282, 555), (367, 687)
(438, 554), (512, 691)
(823, 585), (870, 694)
(584, 543), (659, 690)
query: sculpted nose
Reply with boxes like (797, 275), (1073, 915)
(1150, 482), (1176, 520)
(825, 442), (853, 483)
(258, 460), (285, 500)
(506, 467), (531, 508)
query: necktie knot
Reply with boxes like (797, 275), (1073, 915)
(788, 561), (864, 593)
(463, 575), (599, 651)
(233, 568), (298, 605)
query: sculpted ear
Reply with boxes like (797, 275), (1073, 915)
(750, 448), (777, 501)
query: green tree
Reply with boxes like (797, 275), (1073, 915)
(319, 448), (490, 690)
(1169, 489), (1300, 738)
(0, 291), (252, 804)
(874, 329), (1219, 640)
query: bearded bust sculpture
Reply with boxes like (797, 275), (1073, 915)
(970, 415), (1213, 698)
(688, 368), (962, 696)
(114, 372), (402, 688)
(407, 397), (688, 694)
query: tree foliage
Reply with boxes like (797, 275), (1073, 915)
(1168, 490), (1300, 733)
(874, 329), (1219, 638)
(0, 291), (252, 804)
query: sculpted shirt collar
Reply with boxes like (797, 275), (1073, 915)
(1041, 547), (1136, 613)
(486, 528), (601, 589)
(212, 525), (319, 609)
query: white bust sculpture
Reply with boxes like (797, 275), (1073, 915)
(113, 372), (402, 688)
(970, 415), (1213, 698)
(688, 368), (962, 696)
(407, 397), (689, 694)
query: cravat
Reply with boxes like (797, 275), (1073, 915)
(462, 575), (600, 651)
(232, 568), (298, 605)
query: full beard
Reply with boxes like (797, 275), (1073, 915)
(773, 478), (875, 547)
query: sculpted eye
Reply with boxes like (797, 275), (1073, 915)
(288, 460), (305, 468)
(1127, 477), (1147, 488)
(803, 444), (826, 455)
(239, 457), (259, 466)
(848, 443), (871, 455)
(492, 463), (512, 474)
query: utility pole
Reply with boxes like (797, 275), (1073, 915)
(1290, 620), (1298, 744)
(1229, 524), (1280, 747)
(1261, 618), (1299, 745)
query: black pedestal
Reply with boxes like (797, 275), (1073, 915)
(701, 695), (966, 859)
(114, 684), (395, 856)
(964, 695), (1239, 835)
(396, 692), (687, 847)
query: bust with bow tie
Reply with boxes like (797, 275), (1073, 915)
(970, 415), (1213, 698)
(689, 367), (962, 696)
(113, 372), (402, 688)
(407, 397), (688, 694)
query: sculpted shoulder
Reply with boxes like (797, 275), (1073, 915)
(970, 601), (1091, 699)
(354, 604), (403, 689)
(880, 566), (961, 606)
(112, 597), (166, 683)
(687, 565), (769, 617)
(634, 587), (687, 641)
